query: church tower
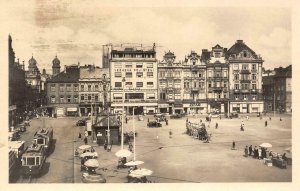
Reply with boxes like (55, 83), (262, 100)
(52, 56), (61, 77)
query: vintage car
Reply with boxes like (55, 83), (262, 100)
(76, 119), (87, 126)
(147, 121), (162, 128)
(82, 172), (106, 183)
(225, 112), (239, 119)
(155, 114), (166, 122)
(138, 115), (144, 121)
(170, 114), (184, 119)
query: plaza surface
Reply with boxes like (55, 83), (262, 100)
(13, 113), (292, 183)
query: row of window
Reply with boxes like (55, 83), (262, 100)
(115, 71), (153, 78)
(114, 62), (154, 68)
(113, 93), (156, 100)
(112, 54), (155, 59)
(234, 74), (257, 80)
(50, 95), (79, 103)
(234, 84), (257, 90)
(114, 81), (154, 88)
(233, 64), (257, 70)
(50, 84), (107, 92)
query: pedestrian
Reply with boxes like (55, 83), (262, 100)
(232, 140), (236, 150)
(215, 122), (218, 129)
(166, 119), (168, 126)
(169, 129), (172, 138)
(186, 118), (188, 123)
(200, 119), (202, 123)
(246, 115), (249, 120)
(244, 146), (248, 157)
(78, 132), (82, 140)
(84, 137), (88, 145)
(269, 117), (271, 121)
(147, 118), (149, 123)
(84, 130), (88, 137)
(126, 117), (128, 124)
(258, 147), (262, 159)
(280, 117), (282, 121)
(265, 120), (268, 127)
(219, 115), (221, 120)
(254, 146), (258, 159)
(261, 148), (266, 159)
(249, 145), (253, 156)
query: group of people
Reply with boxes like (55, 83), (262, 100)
(244, 145), (268, 159)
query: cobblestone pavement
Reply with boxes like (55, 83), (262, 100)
(13, 113), (292, 183)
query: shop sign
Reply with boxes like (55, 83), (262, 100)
(190, 103), (202, 107)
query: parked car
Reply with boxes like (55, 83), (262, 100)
(225, 113), (239, 119)
(156, 114), (166, 122)
(147, 121), (162, 128)
(76, 119), (87, 126)
(170, 114), (184, 119)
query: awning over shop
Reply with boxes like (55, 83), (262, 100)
(67, 107), (78, 112)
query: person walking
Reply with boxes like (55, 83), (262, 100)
(215, 122), (218, 129)
(258, 147), (262, 160)
(249, 145), (253, 156)
(232, 140), (236, 150)
(169, 129), (173, 139)
(265, 120), (268, 127)
(166, 119), (168, 126)
(84, 137), (88, 145)
(254, 146), (258, 159)
(244, 146), (248, 157)
(78, 132), (82, 141)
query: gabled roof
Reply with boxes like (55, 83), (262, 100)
(226, 40), (257, 58)
(47, 66), (79, 83)
(80, 67), (109, 79)
(93, 114), (120, 127)
(201, 49), (211, 62)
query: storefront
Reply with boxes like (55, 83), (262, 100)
(158, 104), (169, 114)
(92, 115), (120, 145)
(230, 102), (264, 113)
(66, 107), (78, 116)
(187, 102), (207, 114)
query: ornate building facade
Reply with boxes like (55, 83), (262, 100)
(79, 65), (110, 116)
(158, 51), (183, 114)
(182, 51), (207, 114)
(227, 40), (264, 113)
(201, 45), (229, 113)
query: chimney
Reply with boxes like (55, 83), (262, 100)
(237, 40), (243, 43)
(78, 62), (80, 68)
(22, 60), (25, 70)
(64, 65), (67, 73)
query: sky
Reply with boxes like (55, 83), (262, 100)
(1, 0), (291, 73)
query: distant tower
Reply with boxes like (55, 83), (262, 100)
(52, 55), (61, 77)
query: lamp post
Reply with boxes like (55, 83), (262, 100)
(133, 107), (136, 161)
(121, 77), (126, 149)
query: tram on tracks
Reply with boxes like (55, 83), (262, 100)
(21, 144), (46, 176)
(33, 127), (53, 154)
(9, 141), (25, 178)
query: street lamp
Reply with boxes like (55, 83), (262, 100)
(121, 77), (126, 149)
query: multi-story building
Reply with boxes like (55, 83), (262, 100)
(227, 40), (264, 113)
(262, 65), (292, 112)
(109, 44), (158, 115)
(25, 56), (42, 93)
(79, 65), (110, 116)
(158, 51), (183, 114)
(201, 45), (229, 113)
(182, 51), (207, 114)
(8, 35), (26, 127)
(46, 65), (80, 117)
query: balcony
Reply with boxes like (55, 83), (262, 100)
(182, 99), (193, 103)
(207, 98), (228, 102)
(240, 89), (250, 93)
(240, 69), (251, 74)
(240, 79), (251, 83)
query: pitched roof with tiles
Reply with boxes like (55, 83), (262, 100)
(80, 66), (109, 79)
(226, 40), (258, 59)
(47, 66), (79, 83)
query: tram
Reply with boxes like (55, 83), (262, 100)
(21, 144), (46, 176)
(33, 127), (53, 154)
(9, 141), (25, 178)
